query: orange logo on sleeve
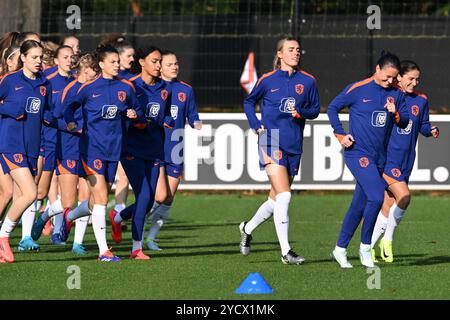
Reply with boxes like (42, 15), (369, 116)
(359, 157), (369, 168)
(295, 84), (304, 95)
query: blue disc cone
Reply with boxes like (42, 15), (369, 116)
(235, 272), (274, 294)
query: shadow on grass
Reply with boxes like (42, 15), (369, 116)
(153, 247), (277, 258)
(163, 222), (241, 231)
(395, 255), (450, 266)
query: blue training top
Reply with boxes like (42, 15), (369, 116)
(327, 76), (410, 169)
(0, 69), (53, 158)
(244, 68), (320, 155)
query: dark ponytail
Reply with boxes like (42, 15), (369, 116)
(16, 32), (40, 46)
(377, 50), (401, 71)
(95, 45), (119, 62)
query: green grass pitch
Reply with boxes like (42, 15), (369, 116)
(1, 193), (449, 299)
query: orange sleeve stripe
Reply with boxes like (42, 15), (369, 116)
(57, 160), (71, 175)
(61, 80), (79, 103)
(255, 70), (277, 88)
(248, 52), (255, 84)
(134, 123), (147, 129)
(179, 80), (192, 88)
(46, 70), (59, 80)
(129, 74), (141, 82)
(292, 111), (302, 119)
(414, 90), (428, 100)
(120, 79), (136, 93)
(383, 173), (401, 186)
(0, 70), (21, 86)
(2, 154), (20, 171)
(395, 111), (400, 123)
(77, 77), (99, 94)
(300, 69), (316, 80)
(334, 134), (345, 142)
(81, 159), (97, 176)
(345, 77), (374, 94)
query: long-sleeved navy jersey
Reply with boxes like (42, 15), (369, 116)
(122, 75), (173, 161)
(43, 70), (74, 154)
(0, 70), (53, 158)
(327, 76), (410, 169)
(57, 79), (84, 160)
(244, 68), (320, 155)
(163, 79), (200, 164)
(386, 90), (432, 177)
(64, 75), (142, 161)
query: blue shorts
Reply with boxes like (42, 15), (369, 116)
(164, 162), (183, 179)
(80, 156), (118, 183)
(258, 145), (301, 177)
(43, 149), (57, 171)
(383, 160), (410, 185)
(56, 159), (79, 176)
(0, 153), (38, 176)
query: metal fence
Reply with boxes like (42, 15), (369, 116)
(1, 0), (449, 111)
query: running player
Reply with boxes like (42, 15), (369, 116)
(109, 46), (174, 259)
(32, 45), (75, 247)
(32, 53), (99, 255)
(371, 61), (440, 263)
(109, 40), (136, 227)
(327, 52), (409, 268)
(0, 40), (53, 263)
(61, 45), (142, 262)
(240, 38), (320, 265)
(144, 50), (201, 251)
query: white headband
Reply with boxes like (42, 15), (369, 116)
(6, 48), (19, 61)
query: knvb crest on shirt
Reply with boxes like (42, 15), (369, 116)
(170, 105), (178, 120)
(411, 105), (419, 117)
(161, 89), (168, 101)
(26, 97), (41, 113)
(117, 91), (126, 102)
(386, 96), (395, 104)
(101, 105), (118, 119)
(279, 97), (296, 113)
(178, 92), (186, 102)
(295, 84), (304, 95)
(371, 111), (387, 127)
(146, 102), (160, 119)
